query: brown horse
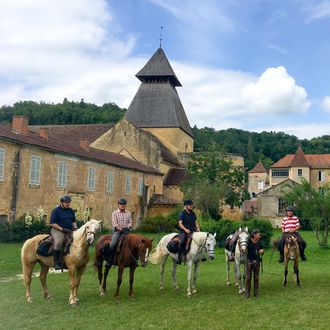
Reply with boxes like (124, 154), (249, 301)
(283, 233), (300, 287)
(94, 233), (153, 300)
(21, 219), (102, 305)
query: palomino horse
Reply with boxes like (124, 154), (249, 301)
(149, 232), (217, 297)
(283, 233), (300, 287)
(94, 234), (153, 300)
(225, 227), (249, 294)
(21, 219), (102, 305)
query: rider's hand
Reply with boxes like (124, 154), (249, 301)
(186, 229), (190, 234)
(116, 226), (122, 232)
(62, 228), (72, 235)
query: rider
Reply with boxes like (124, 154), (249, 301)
(105, 198), (132, 268)
(176, 199), (200, 265)
(50, 195), (77, 270)
(245, 229), (264, 299)
(278, 206), (307, 263)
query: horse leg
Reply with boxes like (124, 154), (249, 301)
(96, 257), (104, 295)
(39, 263), (52, 299)
(171, 258), (179, 291)
(192, 261), (199, 294)
(23, 261), (36, 303)
(242, 262), (246, 293)
(294, 261), (300, 287)
(159, 254), (168, 291)
(114, 265), (124, 300)
(68, 267), (77, 306)
(101, 264), (111, 296)
(225, 254), (231, 285)
(187, 260), (193, 297)
(74, 266), (85, 302)
(283, 262), (288, 287)
(234, 259), (238, 286)
(236, 263), (243, 294)
(129, 265), (137, 299)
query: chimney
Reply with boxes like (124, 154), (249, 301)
(80, 140), (89, 150)
(12, 116), (28, 135)
(39, 128), (49, 139)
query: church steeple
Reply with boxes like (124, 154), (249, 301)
(125, 47), (194, 139)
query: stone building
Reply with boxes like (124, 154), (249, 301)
(254, 146), (330, 225)
(248, 161), (268, 197)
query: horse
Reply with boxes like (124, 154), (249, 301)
(283, 233), (300, 287)
(149, 232), (217, 297)
(21, 219), (102, 305)
(94, 233), (153, 300)
(224, 227), (249, 294)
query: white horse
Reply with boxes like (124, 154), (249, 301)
(149, 232), (217, 297)
(21, 219), (102, 305)
(225, 227), (249, 294)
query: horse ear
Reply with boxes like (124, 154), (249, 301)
(98, 220), (103, 224)
(245, 227), (248, 232)
(213, 233), (217, 238)
(239, 227), (242, 231)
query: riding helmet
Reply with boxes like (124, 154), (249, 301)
(118, 198), (127, 205)
(286, 206), (294, 212)
(60, 195), (71, 203)
(183, 199), (193, 206)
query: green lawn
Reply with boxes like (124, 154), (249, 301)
(0, 230), (329, 330)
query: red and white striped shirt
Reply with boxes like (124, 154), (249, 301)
(112, 209), (132, 229)
(281, 216), (300, 233)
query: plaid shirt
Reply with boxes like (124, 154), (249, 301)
(112, 209), (132, 229)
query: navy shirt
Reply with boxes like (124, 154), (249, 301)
(247, 240), (263, 261)
(178, 210), (197, 231)
(50, 205), (76, 230)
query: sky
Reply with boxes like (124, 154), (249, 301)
(0, 0), (330, 139)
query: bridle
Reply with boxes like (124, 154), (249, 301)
(237, 232), (249, 253)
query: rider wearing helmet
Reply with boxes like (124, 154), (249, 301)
(50, 195), (77, 270)
(277, 206), (307, 263)
(105, 198), (132, 268)
(176, 199), (200, 265)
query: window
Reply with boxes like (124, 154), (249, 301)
(298, 169), (303, 177)
(125, 175), (131, 194)
(107, 171), (114, 193)
(319, 171), (325, 182)
(257, 181), (264, 190)
(0, 148), (4, 181)
(0, 214), (8, 223)
(278, 198), (287, 215)
(29, 155), (41, 186)
(271, 169), (289, 177)
(138, 177), (143, 196)
(87, 167), (96, 191)
(57, 161), (68, 188)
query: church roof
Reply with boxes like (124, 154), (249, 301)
(249, 162), (267, 173)
(136, 48), (181, 87)
(125, 83), (194, 137)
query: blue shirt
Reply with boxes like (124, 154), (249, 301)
(50, 205), (76, 230)
(178, 210), (197, 231)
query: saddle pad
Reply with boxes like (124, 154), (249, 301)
(36, 234), (73, 257)
(166, 234), (193, 254)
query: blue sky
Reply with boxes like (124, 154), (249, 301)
(0, 0), (330, 138)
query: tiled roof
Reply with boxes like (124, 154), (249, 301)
(243, 200), (257, 213)
(249, 162), (267, 173)
(0, 123), (162, 175)
(290, 145), (309, 167)
(271, 155), (295, 168)
(271, 152), (330, 169)
(164, 168), (191, 186)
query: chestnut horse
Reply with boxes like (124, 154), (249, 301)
(94, 233), (153, 300)
(21, 219), (102, 305)
(283, 233), (300, 287)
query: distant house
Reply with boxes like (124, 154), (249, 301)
(250, 146), (330, 225)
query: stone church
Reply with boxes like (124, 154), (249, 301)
(0, 47), (198, 227)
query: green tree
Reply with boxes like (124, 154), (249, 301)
(283, 179), (330, 247)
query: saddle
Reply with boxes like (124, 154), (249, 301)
(36, 233), (73, 257)
(99, 234), (128, 266)
(166, 234), (193, 254)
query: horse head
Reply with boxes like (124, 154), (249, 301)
(205, 233), (217, 260)
(284, 233), (298, 260)
(84, 219), (103, 245)
(237, 227), (249, 253)
(138, 237), (153, 268)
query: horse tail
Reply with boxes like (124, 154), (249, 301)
(148, 240), (163, 265)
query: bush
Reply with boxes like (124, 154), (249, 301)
(139, 215), (177, 233)
(244, 217), (273, 248)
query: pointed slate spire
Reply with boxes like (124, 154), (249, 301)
(125, 48), (194, 138)
(136, 48), (182, 87)
(290, 145), (309, 167)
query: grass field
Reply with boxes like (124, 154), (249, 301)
(0, 230), (329, 330)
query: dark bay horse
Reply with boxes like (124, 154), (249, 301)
(283, 233), (300, 287)
(94, 233), (153, 299)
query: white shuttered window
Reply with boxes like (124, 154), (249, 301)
(87, 167), (96, 191)
(107, 171), (114, 193)
(57, 161), (68, 188)
(0, 148), (5, 181)
(138, 177), (143, 196)
(30, 156), (41, 186)
(125, 175), (131, 194)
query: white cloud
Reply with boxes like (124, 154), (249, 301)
(321, 96), (330, 112)
(304, 1), (330, 22)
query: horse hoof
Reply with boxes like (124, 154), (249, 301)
(27, 298), (33, 303)
(45, 294), (53, 300)
(242, 288), (246, 293)
(226, 282), (231, 286)
(174, 286), (179, 291)
(70, 303), (78, 308)
(129, 295), (136, 301)
(187, 293), (192, 298)
(159, 286), (164, 291)
(76, 297), (80, 303)
(238, 290), (243, 294)
(192, 289), (197, 294)
(235, 283), (239, 287)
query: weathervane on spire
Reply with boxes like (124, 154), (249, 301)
(159, 26), (163, 48)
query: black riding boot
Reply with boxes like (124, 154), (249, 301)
(176, 245), (184, 265)
(300, 247), (307, 261)
(53, 250), (62, 270)
(254, 276), (259, 297)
